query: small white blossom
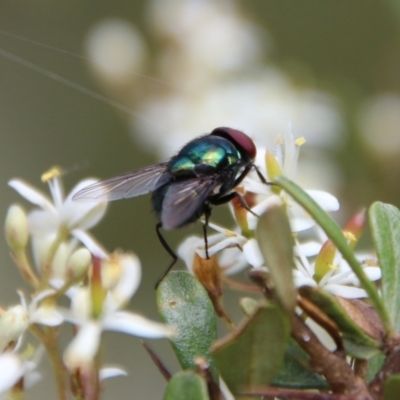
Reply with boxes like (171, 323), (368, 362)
(0, 290), (63, 353)
(245, 124), (339, 232)
(61, 252), (174, 371)
(9, 168), (107, 278)
(294, 237), (381, 299)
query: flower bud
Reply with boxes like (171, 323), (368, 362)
(0, 305), (29, 352)
(5, 205), (29, 252)
(343, 209), (366, 248)
(314, 240), (336, 283)
(68, 248), (92, 280)
(265, 151), (282, 194)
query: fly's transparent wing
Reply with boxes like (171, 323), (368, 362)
(73, 162), (170, 201)
(161, 177), (222, 230)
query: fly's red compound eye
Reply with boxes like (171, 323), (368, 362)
(211, 127), (257, 160)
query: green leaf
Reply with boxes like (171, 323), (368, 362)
(275, 176), (393, 336)
(384, 374), (400, 400)
(299, 286), (381, 356)
(211, 304), (290, 395)
(272, 338), (328, 389)
(163, 371), (209, 400)
(157, 271), (218, 379)
(256, 205), (296, 313)
(369, 202), (400, 331)
(367, 353), (385, 383)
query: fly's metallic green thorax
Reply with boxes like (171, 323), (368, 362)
(168, 135), (242, 179)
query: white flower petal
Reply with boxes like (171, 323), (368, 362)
(69, 288), (91, 322)
(177, 236), (202, 271)
(63, 179), (107, 230)
(8, 179), (55, 212)
(219, 247), (248, 275)
(29, 289), (57, 309)
(324, 284), (368, 299)
(28, 210), (58, 236)
(99, 367), (127, 381)
(0, 353), (24, 393)
(293, 271), (316, 288)
(102, 311), (174, 338)
(106, 253), (142, 310)
(306, 190), (339, 212)
(64, 321), (102, 370)
(242, 177), (270, 195)
(282, 124), (298, 178)
(71, 229), (108, 258)
(362, 267), (381, 281)
(30, 306), (64, 326)
(289, 217), (315, 232)
(243, 238), (264, 268)
(294, 241), (322, 257)
(247, 195), (282, 230)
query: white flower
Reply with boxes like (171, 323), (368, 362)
(0, 346), (44, 395)
(244, 124), (339, 232)
(61, 252), (174, 371)
(293, 227), (381, 299)
(0, 290), (63, 353)
(8, 168), (107, 276)
(178, 220), (265, 277)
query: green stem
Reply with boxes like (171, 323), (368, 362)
(13, 250), (40, 288)
(30, 325), (67, 400)
(275, 175), (394, 337)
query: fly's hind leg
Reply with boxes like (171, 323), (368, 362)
(155, 222), (177, 288)
(203, 204), (212, 259)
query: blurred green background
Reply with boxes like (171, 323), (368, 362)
(1, 0), (400, 398)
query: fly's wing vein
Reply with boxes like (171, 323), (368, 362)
(73, 162), (170, 201)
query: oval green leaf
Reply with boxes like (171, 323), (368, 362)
(211, 304), (290, 395)
(163, 371), (209, 400)
(369, 202), (400, 331)
(157, 271), (218, 379)
(256, 205), (296, 313)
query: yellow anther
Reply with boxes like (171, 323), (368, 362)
(363, 258), (379, 267)
(343, 231), (356, 242)
(41, 166), (62, 183)
(329, 263), (339, 271)
(225, 229), (237, 237)
(295, 137), (306, 146)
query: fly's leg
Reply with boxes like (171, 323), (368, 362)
(252, 164), (271, 185)
(232, 162), (276, 188)
(210, 191), (259, 218)
(155, 222), (177, 288)
(203, 204), (212, 259)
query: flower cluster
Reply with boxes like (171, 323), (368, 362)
(2, 167), (173, 396)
